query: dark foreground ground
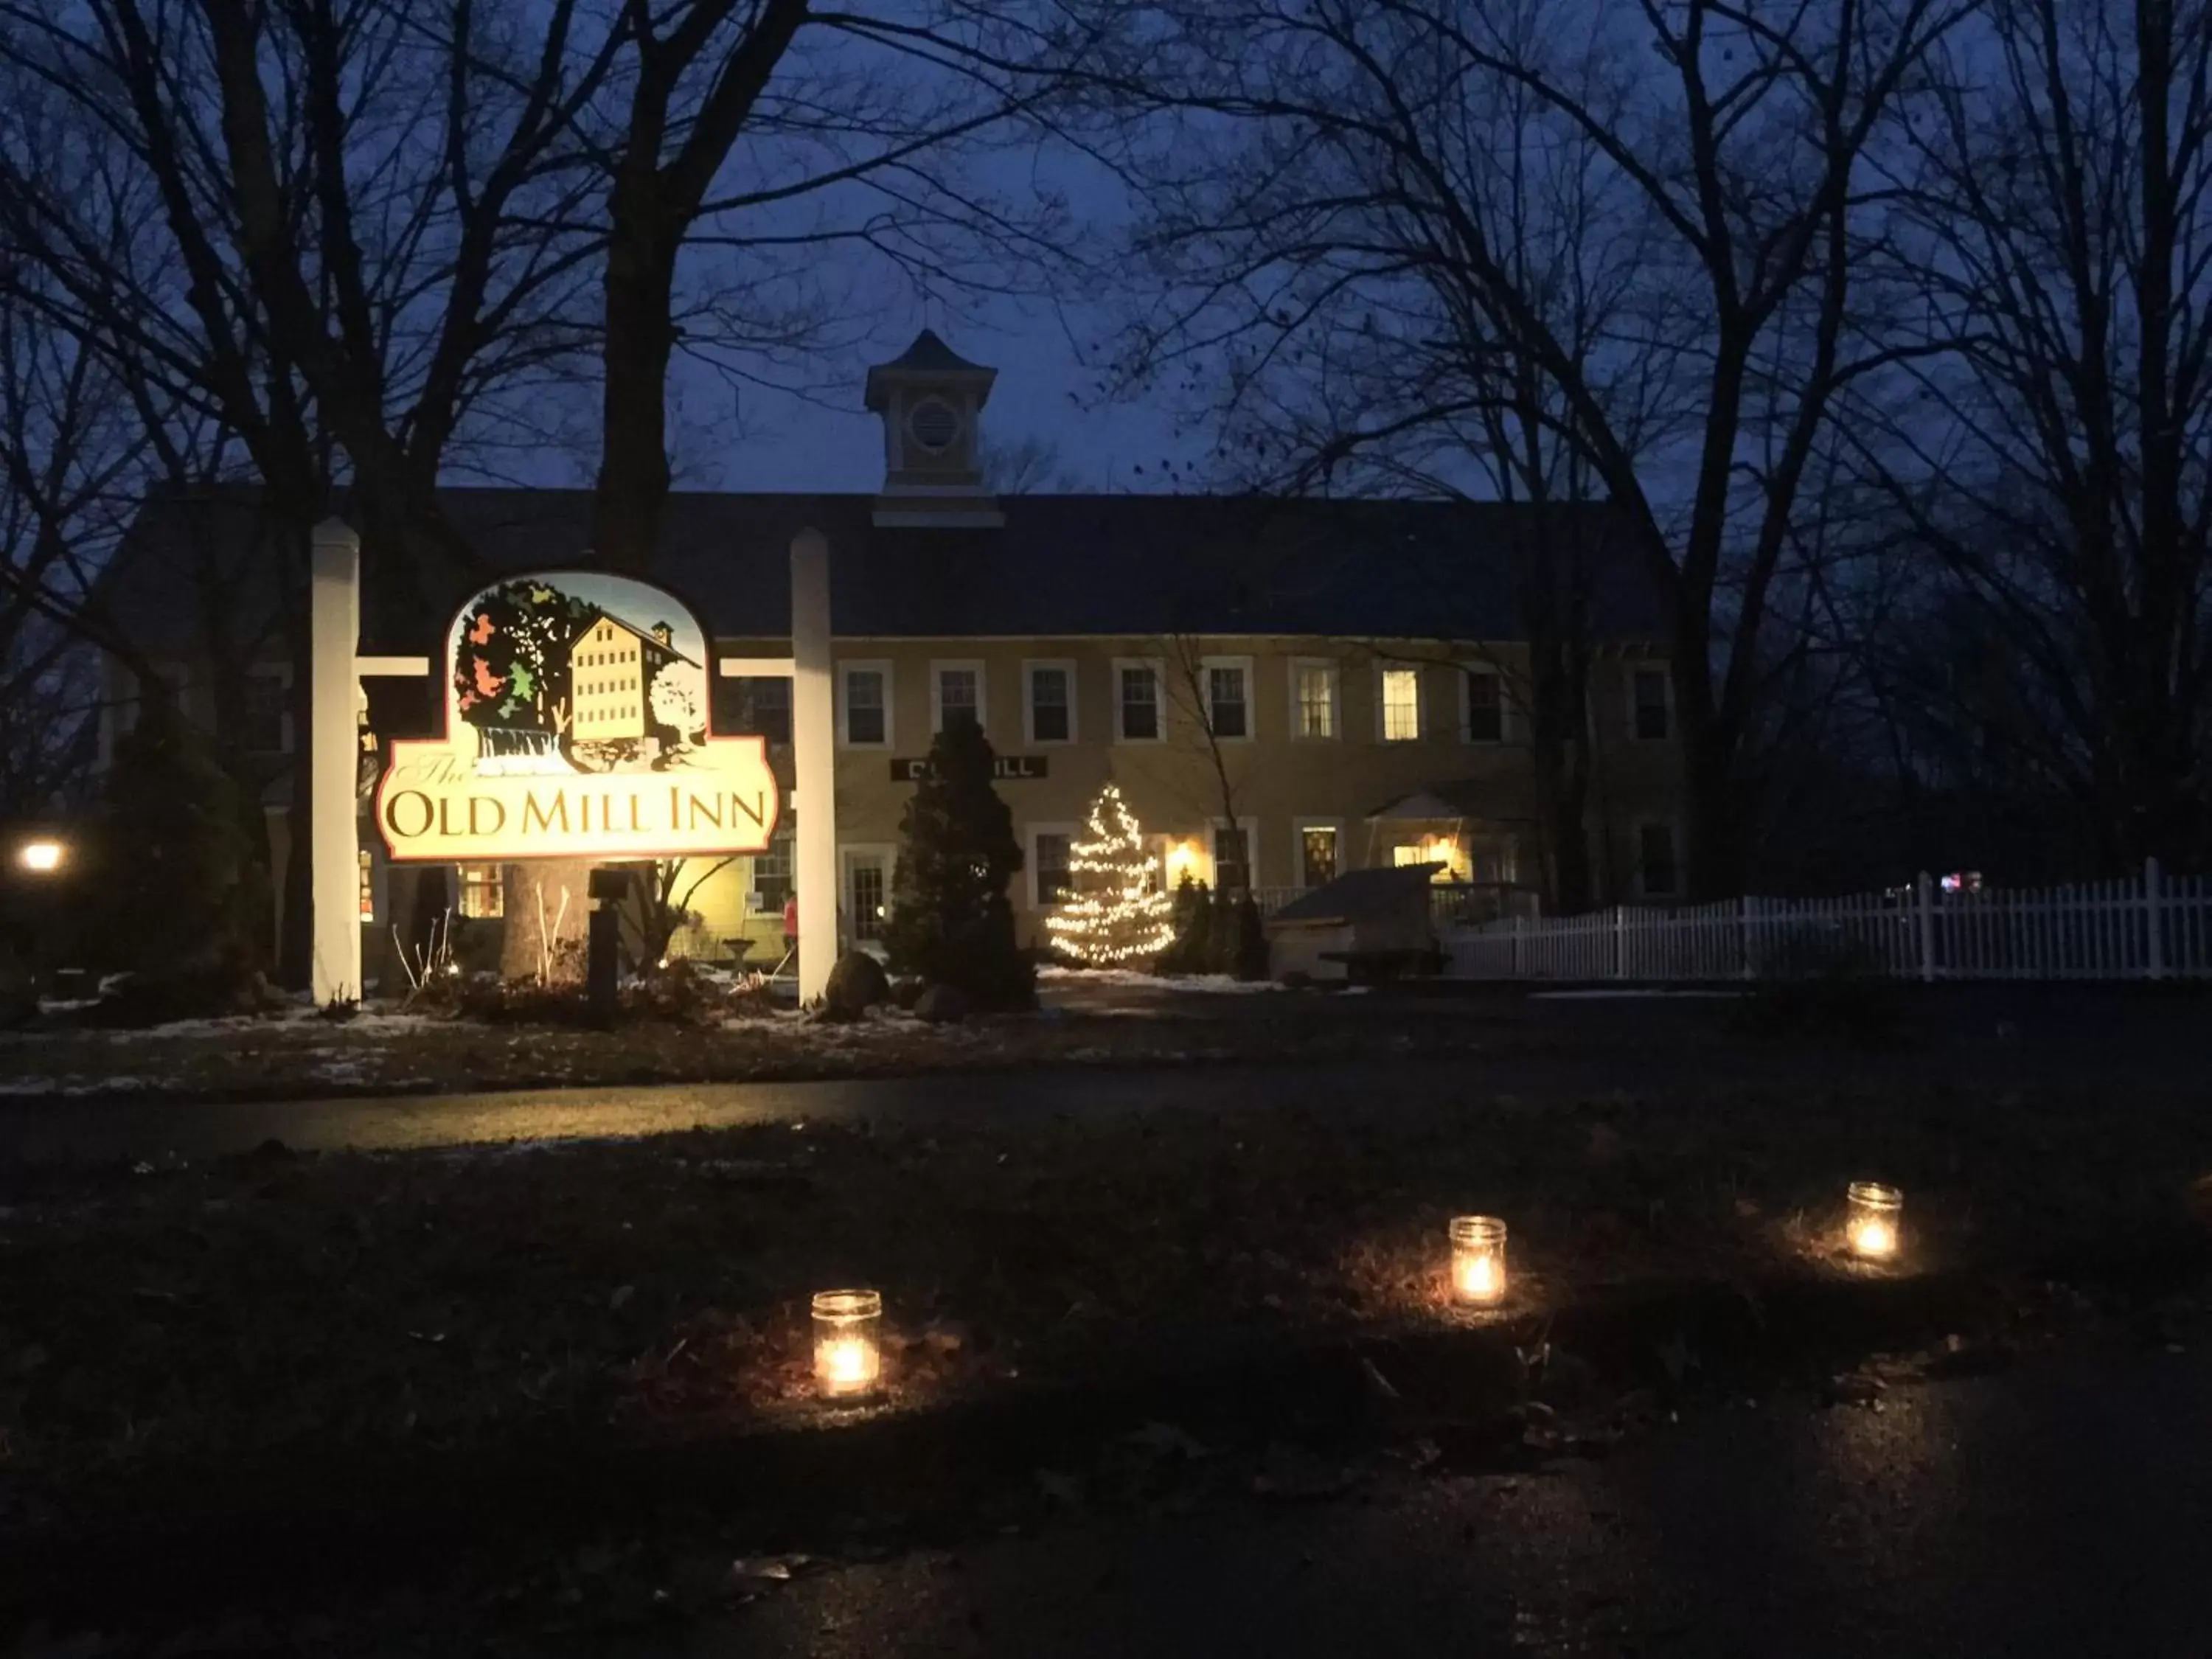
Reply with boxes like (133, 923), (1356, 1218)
(667, 1345), (2212, 1659)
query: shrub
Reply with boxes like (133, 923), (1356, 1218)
(882, 720), (1033, 1009)
(1155, 875), (1212, 975)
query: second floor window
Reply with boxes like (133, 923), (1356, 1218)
(1028, 664), (1071, 742)
(936, 666), (980, 733)
(1206, 662), (1250, 739)
(1381, 667), (1422, 741)
(1119, 664), (1160, 740)
(727, 677), (791, 743)
(1464, 669), (1503, 742)
(1634, 668), (1671, 740)
(842, 667), (887, 745)
(1295, 661), (1338, 738)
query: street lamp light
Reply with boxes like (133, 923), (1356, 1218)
(15, 839), (64, 874)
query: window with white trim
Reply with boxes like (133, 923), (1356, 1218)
(459, 863), (504, 918)
(1202, 656), (1252, 740)
(1023, 660), (1074, 744)
(1380, 667), (1422, 741)
(1296, 821), (1340, 888)
(1029, 824), (1077, 909)
(1115, 658), (1163, 742)
(1210, 818), (1255, 891)
(1463, 667), (1504, 743)
(932, 661), (984, 734)
(1292, 659), (1338, 740)
(838, 661), (891, 747)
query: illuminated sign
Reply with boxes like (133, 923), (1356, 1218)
(891, 754), (1048, 782)
(375, 571), (778, 862)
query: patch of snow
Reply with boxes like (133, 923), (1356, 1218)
(1038, 967), (1283, 994)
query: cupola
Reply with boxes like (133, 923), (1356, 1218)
(863, 330), (1004, 528)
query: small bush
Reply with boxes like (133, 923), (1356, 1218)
(1738, 922), (1901, 1043)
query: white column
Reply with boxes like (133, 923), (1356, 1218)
(309, 518), (364, 1004)
(790, 527), (838, 1003)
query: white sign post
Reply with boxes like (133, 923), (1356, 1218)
(790, 528), (837, 1004)
(308, 518), (364, 1004)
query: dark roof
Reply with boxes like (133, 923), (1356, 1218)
(865, 330), (997, 410)
(106, 488), (1662, 658)
(1270, 864), (1441, 927)
(877, 328), (988, 376)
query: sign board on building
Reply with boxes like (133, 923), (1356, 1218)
(375, 571), (779, 861)
(891, 754), (1048, 783)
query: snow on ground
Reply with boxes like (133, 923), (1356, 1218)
(1528, 988), (1747, 1000)
(1037, 967), (1284, 994)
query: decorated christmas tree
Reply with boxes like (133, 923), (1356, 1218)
(1046, 783), (1176, 966)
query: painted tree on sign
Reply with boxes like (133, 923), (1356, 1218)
(452, 582), (594, 735)
(1046, 783), (1175, 965)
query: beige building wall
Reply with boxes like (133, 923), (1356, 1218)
(701, 633), (1685, 953)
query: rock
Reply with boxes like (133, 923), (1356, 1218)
(821, 951), (891, 1020)
(891, 976), (925, 1010)
(914, 983), (970, 1024)
(0, 946), (35, 1029)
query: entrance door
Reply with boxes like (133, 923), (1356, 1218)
(843, 848), (891, 945)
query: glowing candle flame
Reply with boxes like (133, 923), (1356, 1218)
(821, 1337), (872, 1389)
(1850, 1217), (1896, 1259)
(1455, 1254), (1500, 1301)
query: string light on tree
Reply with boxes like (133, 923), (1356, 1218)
(1046, 783), (1176, 964)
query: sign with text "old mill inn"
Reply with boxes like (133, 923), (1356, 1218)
(375, 571), (779, 861)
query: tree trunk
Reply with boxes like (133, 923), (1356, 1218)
(499, 858), (593, 982)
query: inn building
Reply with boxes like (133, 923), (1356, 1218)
(105, 333), (1685, 978)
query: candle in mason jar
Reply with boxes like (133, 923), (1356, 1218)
(811, 1288), (883, 1398)
(1448, 1215), (1509, 1305)
(1845, 1182), (1903, 1259)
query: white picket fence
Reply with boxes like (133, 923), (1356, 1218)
(1443, 860), (2212, 983)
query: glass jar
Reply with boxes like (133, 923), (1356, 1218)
(1448, 1215), (1509, 1305)
(1845, 1182), (1904, 1260)
(811, 1288), (884, 1398)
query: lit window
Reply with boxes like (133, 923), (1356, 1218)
(842, 667), (888, 746)
(358, 849), (375, 920)
(1381, 668), (1421, 741)
(1464, 670), (1503, 742)
(848, 855), (888, 942)
(1295, 662), (1337, 739)
(936, 666), (981, 733)
(1033, 832), (1073, 907)
(1300, 826), (1338, 888)
(1028, 664), (1071, 743)
(459, 863), (504, 918)
(1634, 669), (1671, 741)
(1640, 824), (1679, 895)
(1205, 662), (1249, 740)
(1118, 664), (1160, 741)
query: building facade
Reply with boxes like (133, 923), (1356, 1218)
(103, 333), (1684, 978)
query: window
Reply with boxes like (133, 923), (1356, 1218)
(1463, 668), (1503, 743)
(1024, 661), (1074, 745)
(235, 668), (290, 754)
(932, 661), (984, 734)
(737, 678), (792, 743)
(1030, 827), (1075, 908)
(1210, 820), (1253, 891)
(459, 863), (504, 919)
(1380, 667), (1422, 741)
(1203, 657), (1252, 740)
(845, 849), (890, 942)
(1633, 667), (1671, 741)
(358, 849), (375, 921)
(1639, 823), (1679, 897)
(1115, 658), (1163, 742)
(839, 662), (890, 747)
(1298, 823), (1339, 888)
(1293, 659), (1338, 740)
(752, 827), (794, 912)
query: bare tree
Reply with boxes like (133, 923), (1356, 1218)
(1156, 633), (1251, 894)
(1846, 0), (2212, 871)
(1088, 0), (1969, 897)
